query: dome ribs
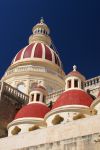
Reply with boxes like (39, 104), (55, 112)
(15, 49), (23, 61)
(13, 42), (62, 68)
(23, 44), (34, 58)
(45, 45), (52, 61)
(34, 43), (42, 58)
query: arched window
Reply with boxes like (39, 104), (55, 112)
(36, 94), (40, 101)
(96, 78), (99, 83)
(17, 83), (25, 93)
(81, 82), (84, 89)
(74, 79), (78, 88)
(31, 94), (34, 101)
(43, 30), (45, 34)
(67, 80), (71, 88)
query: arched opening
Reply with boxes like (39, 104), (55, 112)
(67, 80), (71, 88)
(74, 79), (78, 88)
(17, 83), (25, 93)
(31, 94), (34, 101)
(36, 94), (40, 101)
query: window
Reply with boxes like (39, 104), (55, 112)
(43, 30), (45, 34)
(87, 82), (89, 86)
(90, 81), (92, 85)
(81, 82), (84, 89)
(74, 80), (78, 88)
(36, 94), (40, 101)
(93, 80), (95, 84)
(38, 29), (39, 33)
(17, 83), (25, 93)
(68, 80), (71, 88)
(97, 78), (99, 83)
(31, 94), (34, 101)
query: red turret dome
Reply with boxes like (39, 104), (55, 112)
(15, 103), (50, 119)
(66, 70), (85, 81)
(12, 42), (62, 68)
(52, 90), (93, 109)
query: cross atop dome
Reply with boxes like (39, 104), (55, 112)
(73, 65), (77, 71)
(40, 17), (44, 24)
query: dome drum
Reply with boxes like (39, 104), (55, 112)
(7, 117), (44, 136)
(29, 35), (51, 45)
(45, 106), (91, 126)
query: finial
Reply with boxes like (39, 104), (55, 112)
(40, 17), (44, 23)
(73, 65), (77, 71)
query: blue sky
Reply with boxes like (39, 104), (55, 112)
(0, 0), (100, 79)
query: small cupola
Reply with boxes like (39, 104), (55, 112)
(65, 65), (86, 91)
(29, 85), (48, 103)
(32, 17), (50, 36)
(29, 17), (51, 46)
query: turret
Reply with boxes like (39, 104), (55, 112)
(45, 66), (94, 126)
(7, 86), (50, 136)
(29, 85), (47, 103)
(65, 65), (86, 91)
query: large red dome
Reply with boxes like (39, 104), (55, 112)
(52, 90), (93, 109)
(15, 103), (50, 119)
(12, 42), (61, 67)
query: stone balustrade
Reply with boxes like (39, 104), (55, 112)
(85, 76), (100, 87)
(0, 81), (29, 104)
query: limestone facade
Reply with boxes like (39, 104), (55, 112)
(0, 115), (100, 150)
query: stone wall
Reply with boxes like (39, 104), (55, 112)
(0, 115), (100, 150)
(16, 134), (100, 150)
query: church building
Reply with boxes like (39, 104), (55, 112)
(0, 18), (100, 150)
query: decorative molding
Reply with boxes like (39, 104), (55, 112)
(45, 106), (90, 120)
(4, 65), (64, 80)
(7, 117), (43, 129)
